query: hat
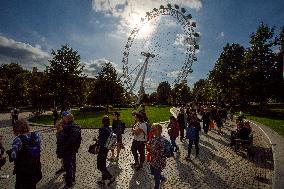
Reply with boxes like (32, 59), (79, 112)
(62, 111), (70, 117)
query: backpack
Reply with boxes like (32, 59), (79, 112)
(18, 132), (42, 183)
(144, 122), (151, 141)
(68, 124), (82, 153)
(186, 127), (196, 140)
(104, 128), (117, 150)
(168, 122), (179, 138)
(161, 137), (174, 158)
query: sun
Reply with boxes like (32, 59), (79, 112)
(129, 13), (157, 39)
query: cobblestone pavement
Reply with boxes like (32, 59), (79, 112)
(0, 114), (273, 189)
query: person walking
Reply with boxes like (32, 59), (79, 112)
(149, 124), (166, 189)
(201, 107), (210, 134)
(167, 116), (179, 152)
(131, 112), (148, 170)
(110, 112), (125, 161)
(11, 107), (19, 125)
(215, 111), (223, 133)
(52, 108), (59, 126)
(186, 115), (201, 160)
(54, 111), (70, 175)
(177, 109), (186, 142)
(8, 119), (42, 189)
(56, 112), (81, 189)
(97, 116), (116, 186)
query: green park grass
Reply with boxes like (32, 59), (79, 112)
(28, 106), (171, 129)
(242, 104), (284, 137)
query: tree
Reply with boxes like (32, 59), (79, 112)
(192, 79), (208, 102)
(26, 71), (52, 109)
(149, 92), (157, 104)
(46, 44), (86, 108)
(0, 63), (29, 108)
(274, 26), (284, 101)
(172, 82), (191, 105)
(90, 62), (124, 108)
(156, 81), (171, 104)
(208, 43), (245, 105)
(243, 23), (278, 104)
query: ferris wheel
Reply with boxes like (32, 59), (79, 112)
(121, 4), (199, 103)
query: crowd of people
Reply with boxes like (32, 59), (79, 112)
(0, 104), (251, 189)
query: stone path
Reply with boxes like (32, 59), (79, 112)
(0, 113), (273, 189)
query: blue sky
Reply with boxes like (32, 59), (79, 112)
(0, 0), (283, 93)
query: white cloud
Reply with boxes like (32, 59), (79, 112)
(0, 35), (50, 70)
(83, 58), (122, 77)
(220, 32), (224, 37)
(92, 0), (202, 36)
(166, 70), (180, 78)
(144, 78), (159, 90)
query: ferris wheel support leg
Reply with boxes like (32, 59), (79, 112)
(129, 62), (146, 94)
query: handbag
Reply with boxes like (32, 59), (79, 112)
(88, 139), (99, 155)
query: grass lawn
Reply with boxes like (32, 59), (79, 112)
(28, 106), (172, 129)
(241, 103), (284, 138)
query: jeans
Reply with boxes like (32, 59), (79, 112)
(188, 138), (199, 157)
(97, 147), (112, 180)
(131, 140), (145, 165)
(203, 122), (209, 134)
(15, 175), (36, 189)
(179, 127), (185, 141)
(170, 137), (178, 149)
(150, 165), (165, 189)
(63, 153), (76, 186)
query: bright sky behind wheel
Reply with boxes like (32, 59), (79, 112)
(0, 0), (283, 93)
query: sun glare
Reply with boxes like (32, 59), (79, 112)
(129, 14), (157, 39)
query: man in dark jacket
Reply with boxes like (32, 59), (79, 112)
(52, 108), (59, 126)
(202, 108), (210, 134)
(177, 109), (186, 142)
(56, 112), (81, 189)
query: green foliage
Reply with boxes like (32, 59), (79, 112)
(90, 62), (124, 106)
(172, 82), (191, 105)
(208, 43), (245, 104)
(157, 81), (171, 104)
(0, 63), (29, 108)
(243, 23), (278, 104)
(192, 79), (209, 102)
(46, 44), (86, 108)
(140, 93), (150, 104)
(149, 92), (157, 104)
(193, 23), (283, 105)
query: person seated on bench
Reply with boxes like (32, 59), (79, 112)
(238, 121), (251, 140)
(230, 121), (251, 146)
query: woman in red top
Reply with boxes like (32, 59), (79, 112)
(167, 116), (180, 152)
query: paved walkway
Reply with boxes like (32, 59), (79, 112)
(0, 112), (274, 189)
(248, 120), (284, 189)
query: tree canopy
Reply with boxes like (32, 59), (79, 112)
(46, 44), (86, 108)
